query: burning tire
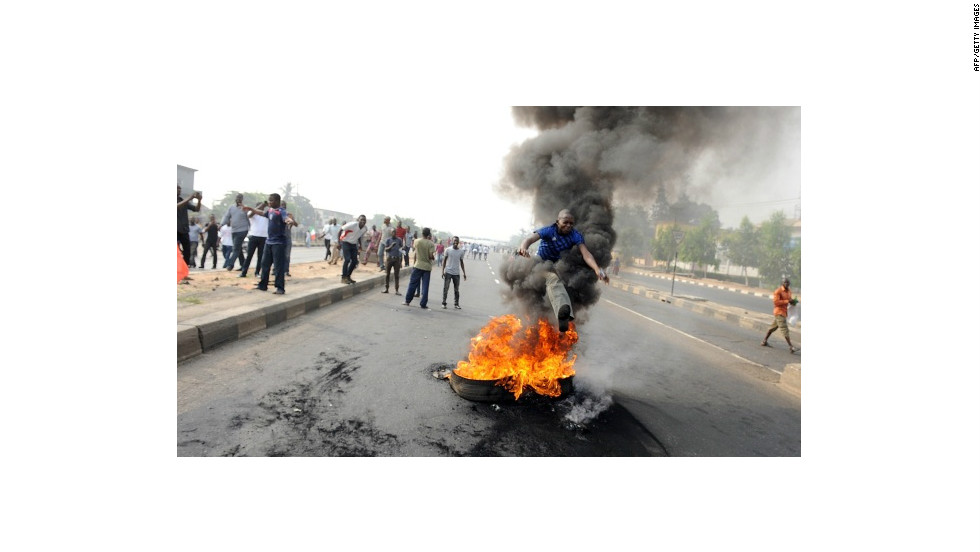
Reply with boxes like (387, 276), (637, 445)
(449, 371), (574, 403)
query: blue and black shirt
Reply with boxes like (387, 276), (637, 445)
(534, 223), (584, 262)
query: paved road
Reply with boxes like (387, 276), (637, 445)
(615, 269), (775, 315)
(179, 251), (800, 456)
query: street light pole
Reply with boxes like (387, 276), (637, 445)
(670, 229), (684, 297)
(671, 250), (678, 296)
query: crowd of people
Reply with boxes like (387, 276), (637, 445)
(178, 186), (298, 294)
(182, 191), (624, 339)
(178, 186), (500, 305)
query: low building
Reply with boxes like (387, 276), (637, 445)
(177, 165), (197, 195)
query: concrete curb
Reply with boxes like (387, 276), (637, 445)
(610, 279), (801, 395)
(610, 279), (801, 339)
(624, 268), (772, 297)
(177, 275), (383, 364)
(780, 363), (801, 396)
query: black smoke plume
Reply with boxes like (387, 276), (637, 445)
(497, 106), (797, 324)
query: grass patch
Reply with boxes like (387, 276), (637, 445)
(178, 296), (203, 304)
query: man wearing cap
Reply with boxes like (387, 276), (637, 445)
(517, 209), (609, 333)
(761, 277), (798, 354)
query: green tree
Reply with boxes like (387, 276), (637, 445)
(393, 215), (417, 233)
(652, 223), (679, 267)
(616, 227), (644, 265)
(721, 216), (760, 285)
(210, 191), (269, 223)
(679, 214), (720, 277)
(757, 211), (794, 287)
(788, 237), (801, 289)
(613, 204), (653, 264)
(649, 186), (672, 227)
(279, 183), (317, 229)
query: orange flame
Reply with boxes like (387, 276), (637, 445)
(454, 314), (577, 400)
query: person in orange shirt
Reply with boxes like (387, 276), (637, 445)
(761, 277), (798, 354)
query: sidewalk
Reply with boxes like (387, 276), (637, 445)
(177, 257), (385, 363)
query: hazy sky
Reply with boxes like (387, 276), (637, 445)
(180, 105), (540, 242)
(181, 105), (800, 242)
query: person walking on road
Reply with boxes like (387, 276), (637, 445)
(362, 224), (380, 265)
(177, 184), (202, 268)
(517, 209), (609, 333)
(435, 240), (445, 269)
(187, 216), (202, 268)
(243, 194), (296, 295)
(325, 218), (341, 264)
(761, 277), (798, 354)
(377, 216), (392, 271)
(402, 226), (414, 268)
(239, 201), (269, 278)
(280, 201), (296, 277)
(221, 193), (250, 271)
(380, 228), (403, 295)
(403, 227), (435, 309)
(441, 236), (467, 309)
(340, 215), (369, 284)
(199, 214), (220, 269)
(219, 221), (233, 264)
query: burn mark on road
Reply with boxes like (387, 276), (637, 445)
(429, 362), (454, 380)
(452, 391), (667, 456)
(314, 349), (362, 387)
(221, 353), (405, 456)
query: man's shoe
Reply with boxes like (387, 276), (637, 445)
(455, 304), (461, 309)
(558, 305), (571, 333)
(348, 278), (356, 284)
(442, 303), (447, 309)
(394, 291), (401, 296)
(254, 285), (268, 291)
(420, 306), (429, 310)
(382, 289), (389, 294)
(238, 273), (247, 278)
(274, 289), (285, 295)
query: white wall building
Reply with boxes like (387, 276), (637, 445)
(177, 165), (197, 195)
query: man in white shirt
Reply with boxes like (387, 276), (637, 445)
(376, 216), (392, 271)
(340, 215), (368, 284)
(219, 223), (234, 265)
(239, 201), (270, 278)
(441, 236), (467, 309)
(325, 218), (342, 265)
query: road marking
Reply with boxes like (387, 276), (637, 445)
(603, 299), (771, 371)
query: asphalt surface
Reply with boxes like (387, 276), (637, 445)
(177, 250), (800, 394)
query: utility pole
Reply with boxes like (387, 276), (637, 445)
(671, 229), (685, 297)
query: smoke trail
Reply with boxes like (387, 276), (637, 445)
(497, 106), (799, 323)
